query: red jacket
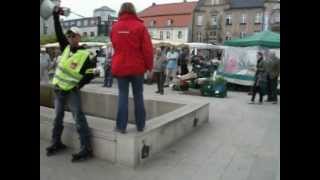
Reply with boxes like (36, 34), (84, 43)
(111, 13), (153, 77)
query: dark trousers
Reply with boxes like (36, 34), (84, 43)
(153, 71), (164, 93)
(270, 77), (278, 102)
(181, 64), (189, 75)
(267, 75), (272, 100)
(116, 76), (146, 131)
(52, 88), (91, 151)
(251, 84), (264, 102)
(104, 69), (113, 87)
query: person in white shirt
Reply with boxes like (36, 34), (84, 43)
(164, 47), (179, 86)
(40, 47), (51, 84)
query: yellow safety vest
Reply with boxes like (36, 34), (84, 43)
(52, 45), (91, 91)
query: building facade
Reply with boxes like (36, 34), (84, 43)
(41, 4), (116, 37)
(192, 0), (280, 44)
(62, 17), (101, 37)
(139, 1), (198, 43)
(61, 6), (117, 37)
(93, 6), (117, 21)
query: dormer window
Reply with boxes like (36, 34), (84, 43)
(150, 20), (156, 27)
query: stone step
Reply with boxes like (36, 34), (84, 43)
(40, 106), (135, 163)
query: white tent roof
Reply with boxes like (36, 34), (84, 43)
(180, 43), (225, 49)
(44, 42), (108, 48)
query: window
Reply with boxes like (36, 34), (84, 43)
(167, 19), (173, 26)
(90, 32), (95, 37)
(178, 31), (183, 39)
(211, 0), (219, 5)
(241, 14), (246, 24)
(150, 20), (156, 27)
(255, 13), (262, 23)
(225, 32), (231, 40)
(197, 32), (202, 42)
(226, 15), (232, 25)
(240, 32), (246, 38)
(83, 32), (88, 36)
(197, 15), (203, 26)
(211, 16), (217, 26)
(91, 19), (95, 26)
(148, 30), (154, 38)
(77, 20), (81, 26)
(160, 31), (163, 40)
(166, 31), (170, 39)
(83, 20), (88, 26)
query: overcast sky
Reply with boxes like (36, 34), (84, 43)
(60, 0), (198, 20)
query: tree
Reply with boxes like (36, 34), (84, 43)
(40, 35), (57, 45)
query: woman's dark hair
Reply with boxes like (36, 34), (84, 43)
(118, 2), (136, 16)
(257, 52), (263, 57)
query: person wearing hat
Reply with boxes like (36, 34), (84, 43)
(45, 6), (98, 162)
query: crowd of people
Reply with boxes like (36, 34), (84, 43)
(249, 51), (280, 104)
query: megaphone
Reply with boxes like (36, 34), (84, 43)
(40, 0), (70, 20)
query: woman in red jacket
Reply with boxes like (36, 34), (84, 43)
(111, 2), (153, 133)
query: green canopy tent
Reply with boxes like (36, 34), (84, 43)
(224, 30), (280, 48)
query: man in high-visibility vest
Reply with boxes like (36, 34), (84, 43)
(46, 6), (98, 162)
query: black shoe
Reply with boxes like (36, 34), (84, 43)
(137, 128), (144, 132)
(113, 127), (127, 134)
(160, 92), (164, 95)
(155, 91), (160, 94)
(71, 149), (93, 163)
(46, 142), (67, 156)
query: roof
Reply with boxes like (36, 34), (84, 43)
(138, 1), (197, 28)
(94, 6), (116, 12)
(138, 1), (198, 17)
(230, 0), (264, 9)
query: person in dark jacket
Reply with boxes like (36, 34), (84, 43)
(153, 47), (167, 95)
(266, 52), (280, 104)
(179, 47), (189, 75)
(46, 6), (98, 162)
(249, 52), (267, 104)
(111, 2), (153, 133)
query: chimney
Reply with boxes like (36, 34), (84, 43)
(152, 2), (156, 6)
(183, 0), (187, 2)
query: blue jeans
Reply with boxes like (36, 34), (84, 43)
(116, 76), (146, 131)
(52, 88), (91, 150)
(104, 69), (113, 87)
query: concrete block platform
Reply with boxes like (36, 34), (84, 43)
(40, 85), (209, 167)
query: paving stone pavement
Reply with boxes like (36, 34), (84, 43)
(40, 79), (280, 180)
